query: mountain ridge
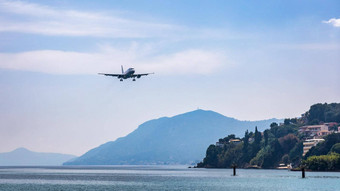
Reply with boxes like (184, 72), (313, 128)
(65, 109), (282, 165)
(0, 147), (77, 166)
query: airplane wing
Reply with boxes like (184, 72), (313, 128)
(98, 73), (123, 77)
(131, 73), (154, 78)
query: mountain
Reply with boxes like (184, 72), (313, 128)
(64, 109), (282, 165)
(0, 148), (77, 166)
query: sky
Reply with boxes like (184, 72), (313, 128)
(0, 0), (339, 156)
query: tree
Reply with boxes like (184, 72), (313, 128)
(220, 144), (243, 167)
(307, 103), (326, 123)
(249, 127), (262, 161)
(242, 130), (250, 163)
(284, 119), (290, 125)
(278, 134), (299, 154)
(250, 146), (272, 167)
(222, 134), (236, 143)
(304, 153), (340, 171)
(264, 130), (269, 146)
(330, 143), (340, 154)
(270, 122), (278, 128)
(269, 124), (297, 138)
(305, 103), (340, 124)
(243, 130), (249, 151)
(254, 126), (262, 144)
(290, 118), (298, 124)
(203, 145), (219, 167)
(289, 141), (303, 165)
(310, 119), (320, 125)
(281, 154), (289, 164)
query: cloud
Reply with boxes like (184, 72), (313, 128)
(0, 0), (179, 38)
(270, 43), (340, 50)
(0, 1), (234, 76)
(0, 45), (227, 75)
(0, 0), (247, 41)
(322, 18), (340, 27)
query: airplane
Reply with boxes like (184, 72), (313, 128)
(98, 66), (154, 81)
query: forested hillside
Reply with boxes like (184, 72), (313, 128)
(303, 103), (340, 124)
(196, 123), (302, 168)
(197, 103), (340, 170)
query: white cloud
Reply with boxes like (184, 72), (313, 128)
(0, 0), (246, 40)
(0, 1), (234, 76)
(0, 45), (227, 75)
(0, 0), (179, 38)
(270, 43), (340, 50)
(322, 18), (340, 27)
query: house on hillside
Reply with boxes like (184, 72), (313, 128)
(317, 130), (332, 137)
(299, 125), (329, 138)
(229, 139), (241, 145)
(303, 138), (325, 156)
(324, 122), (339, 132)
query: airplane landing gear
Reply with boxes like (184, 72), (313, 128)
(120, 79), (123, 81)
(133, 78), (136, 81)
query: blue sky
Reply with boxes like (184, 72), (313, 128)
(0, 0), (339, 155)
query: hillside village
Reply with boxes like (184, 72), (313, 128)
(197, 103), (340, 171)
(299, 123), (340, 156)
(216, 123), (340, 157)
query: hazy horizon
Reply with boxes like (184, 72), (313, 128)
(0, 0), (339, 155)
(2, 108), (283, 155)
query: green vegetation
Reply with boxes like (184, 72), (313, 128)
(330, 143), (340, 154)
(197, 123), (302, 168)
(197, 103), (340, 170)
(302, 134), (340, 171)
(303, 103), (340, 124)
(304, 133), (340, 158)
(304, 153), (340, 171)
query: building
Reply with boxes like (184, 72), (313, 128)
(299, 125), (329, 137)
(303, 138), (325, 156)
(317, 130), (332, 137)
(229, 139), (241, 145)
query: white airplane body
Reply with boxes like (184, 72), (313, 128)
(99, 66), (154, 81)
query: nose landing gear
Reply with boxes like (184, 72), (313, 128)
(120, 79), (123, 81)
(133, 78), (136, 81)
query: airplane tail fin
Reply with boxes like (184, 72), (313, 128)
(121, 65), (124, 74)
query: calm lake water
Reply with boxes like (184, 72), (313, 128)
(0, 165), (339, 191)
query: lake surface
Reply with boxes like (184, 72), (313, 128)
(0, 165), (339, 191)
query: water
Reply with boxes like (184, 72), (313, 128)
(0, 166), (339, 191)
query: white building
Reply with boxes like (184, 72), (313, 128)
(303, 138), (325, 156)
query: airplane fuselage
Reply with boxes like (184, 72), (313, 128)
(122, 68), (135, 79)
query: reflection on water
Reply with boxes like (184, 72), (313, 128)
(0, 166), (339, 191)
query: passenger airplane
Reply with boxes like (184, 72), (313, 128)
(98, 66), (154, 81)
